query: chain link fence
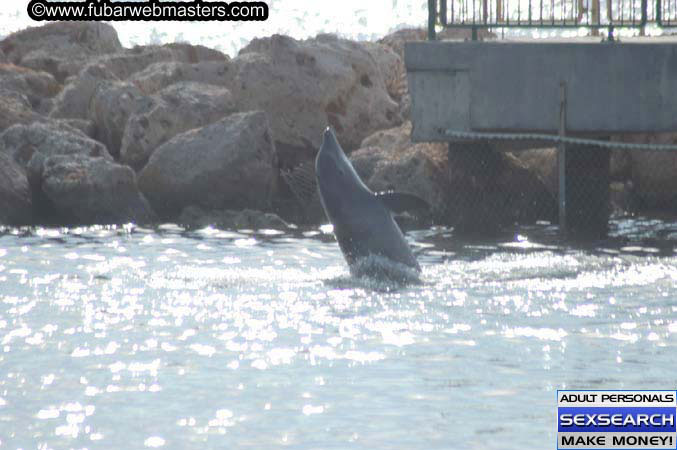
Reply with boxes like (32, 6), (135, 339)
(279, 132), (677, 237)
(503, 133), (677, 236)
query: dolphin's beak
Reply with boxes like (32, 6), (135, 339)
(322, 127), (339, 152)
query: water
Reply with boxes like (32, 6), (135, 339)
(1, 218), (676, 448)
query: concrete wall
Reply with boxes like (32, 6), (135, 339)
(406, 41), (677, 142)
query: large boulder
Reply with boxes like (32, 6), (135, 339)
(90, 42), (227, 81)
(231, 34), (402, 167)
(0, 90), (40, 131)
(446, 142), (556, 233)
(515, 147), (633, 199)
(513, 148), (558, 196)
(127, 60), (231, 94)
(351, 122), (556, 233)
(163, 42), (228, 63)
(32, 154), (156, 225)
(0, 64), (60, 112)
(280, 122), (449, 225)
(361, 42), (406, 103)
(89, 81), (152, 157)
(178, 206), (290, 231)
(1, 22), (122, 82)
(50, 63), (119, 120)
(95, 47), (177, 81)
(53, 118), (97, 139)
(120, 82), (236, 170)
(360, 120), (414, 151)
(0, 152), (33, 225)
(351, 122), (449, 221)
(276, 160), (324, 225)
(138, 111), (277, 218)
(515, 140), (676, 215)
(0, 120), (111, 169)
(0, 120), (114, 224)
(624, 133), (677, 210)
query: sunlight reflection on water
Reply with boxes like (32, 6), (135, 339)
(0, 218), (676, 448)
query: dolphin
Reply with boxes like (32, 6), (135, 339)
(315, 127), (428, 280)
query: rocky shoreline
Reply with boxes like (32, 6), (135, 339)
(0, 22), (674, 231)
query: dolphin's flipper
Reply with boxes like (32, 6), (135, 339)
(375, 191), (430, 215)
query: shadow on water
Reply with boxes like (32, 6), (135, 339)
(1, 215), (675, 267)
(412, 215), (677, 264)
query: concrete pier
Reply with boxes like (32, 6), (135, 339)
(405, 38), (677, 235)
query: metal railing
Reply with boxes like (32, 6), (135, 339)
(428, 0), (677, 38)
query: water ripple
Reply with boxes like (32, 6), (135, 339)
(0, 218), (676, 448)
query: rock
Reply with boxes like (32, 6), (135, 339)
(610, 181), (639, 215)
(625, 133), (677, 210)
(281, 121), (445, 226)
(515, 145), (635, 196)
(352, 122), (555, 233)
(93, 46), (178, 81)
(279, 121), (446, 226)
(1, 22), (122, 82)
(0, 120), (111, 169)
(0, 89), (40, 131)
(89, 80), (152, 157)
(446, 142), (557, 233)
(232, 34), (402, 167)
(120, 81), (236, 170)
(360, 120), (414, 151)
(0, 48), (6, 64)
(351, 123), (449, 222)
(277, 160), (325, 224)
(0, 152), (33, 225)
(91, 43), (227, 81)
(361, 42), (406, 102)
(377, 28), (428, 60)
(378, 27), (496, 60)
(516, 145), (655, 217)
(138, 111), (277, 218)
(513, 148), (558, 196)
(50, 63), (119, 120)
(610, 148), (632, 181)
(0, 64), (60, 111)
(127, 60), (231, 94)
(399, 93), (412, 120)
(178, 205), (290, 231)
(53, 118), (97, 139)
(351, 142), (448, 211)
(163, 42), (228, 63)
(376, 27), (496, 121)
(353, 144), (444, 228)
(33, 154), (156, 225)
(127, 61), (186, 94)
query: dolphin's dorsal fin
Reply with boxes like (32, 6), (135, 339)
(375, 191), (430, 214)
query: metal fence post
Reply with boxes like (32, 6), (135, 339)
(558, 81), (567, 234)
(428, 0), (437, 40)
